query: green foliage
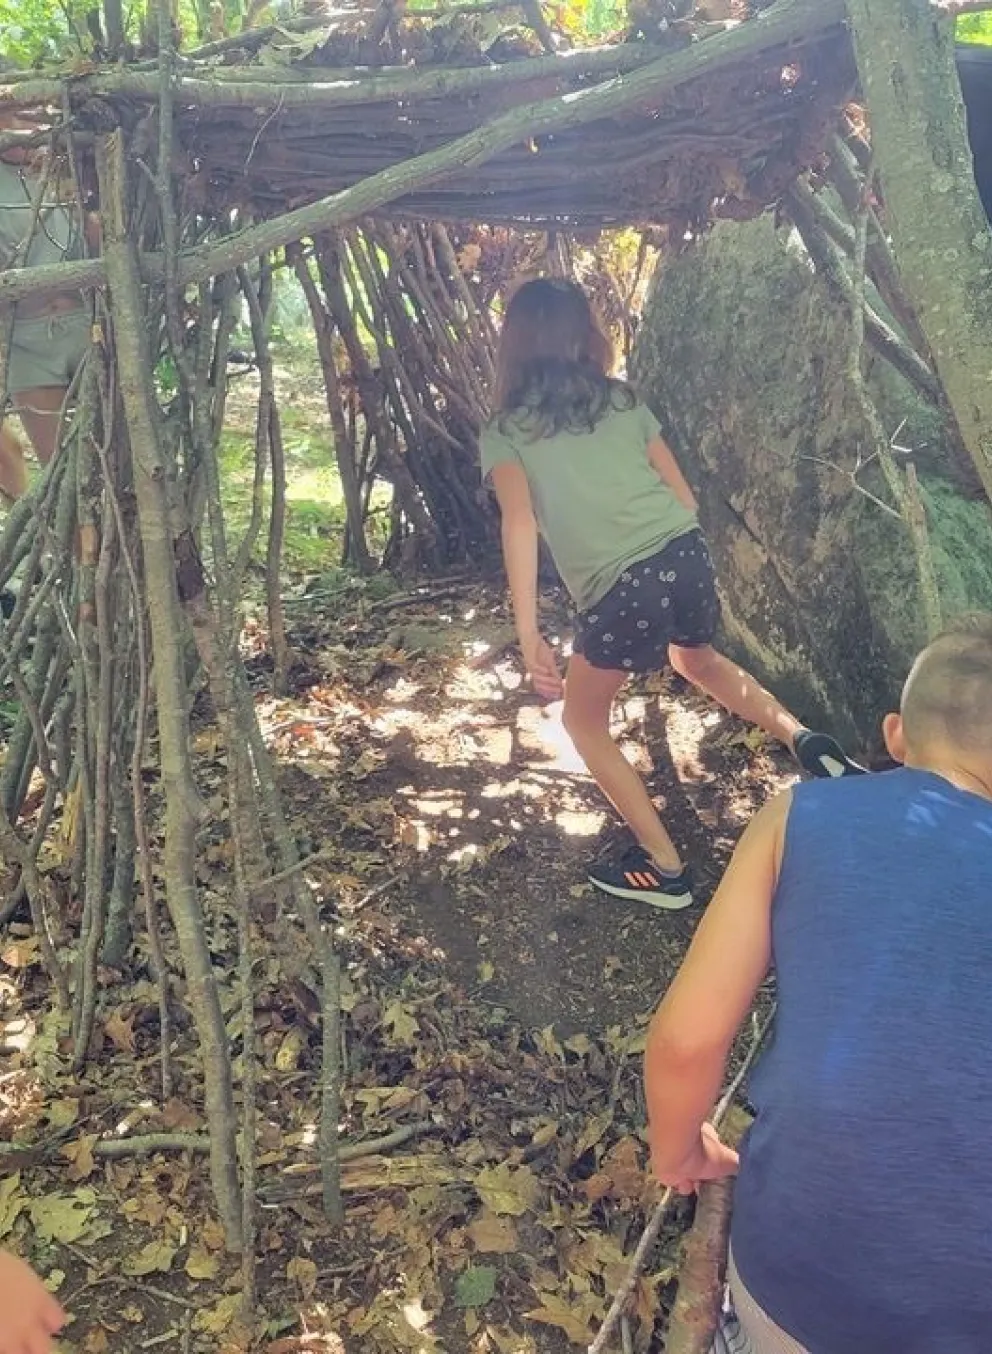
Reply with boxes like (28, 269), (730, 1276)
(570, 0), (625, 39)
(453, 1266), (498, 1310)
(958, 12), (992, 45)
(0, 0), (86, 64)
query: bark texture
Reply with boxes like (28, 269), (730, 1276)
(847, 0), (992, 500)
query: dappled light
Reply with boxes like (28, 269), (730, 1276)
(1, 0), (991, 1349)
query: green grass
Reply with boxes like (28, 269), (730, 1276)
(219, 341), (392, 579)
(219, 409), (348, 575)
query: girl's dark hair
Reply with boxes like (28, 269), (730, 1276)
(493, 277), (635, 438)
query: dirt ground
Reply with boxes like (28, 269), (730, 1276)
(1, 576), (795, 1354)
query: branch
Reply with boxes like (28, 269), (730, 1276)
(785, 179), (943, 404)
(0, 42), (663, 107)
(664, 1178), (735, 1354)
(588, 1007), (776, 1354)
(0, 0), (846, 306)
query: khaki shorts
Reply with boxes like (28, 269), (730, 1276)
(711, 1250), (809, 1354)
(3, 308), (90, 396)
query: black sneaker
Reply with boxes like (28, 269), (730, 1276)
(793, 729), (867, 779)
(587, 845), (693, 910)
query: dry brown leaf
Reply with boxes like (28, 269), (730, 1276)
(286, 1256), (318, 1299)
(103, 1009), (137, 1055)
(574, 1110), (613, 1160)
(186, 1246), (221, 1281)
(201, 1216), (227, 1251)
(161, 1098), (203, 1131)
(474, 1163), (539, 1217)
(579, 1172), (613, 1204)
(0, 936), (39, 969)
(525, 1293), (593, 1345)
(123, 1238), (177, 1276)
(62, 1134), (97, 1182)
(601, 1136), (646, 1198)
(468, 1209), (519, 1255)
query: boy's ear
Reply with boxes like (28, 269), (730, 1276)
(882, 712), (907, 764)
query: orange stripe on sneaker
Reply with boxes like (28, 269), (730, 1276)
(624, 871), (642, 887)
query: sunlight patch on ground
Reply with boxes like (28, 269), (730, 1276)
(554, 808), (604, 837)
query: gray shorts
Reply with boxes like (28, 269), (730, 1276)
(3, 308), (90, 396)
(711, 1250), (809, 1354)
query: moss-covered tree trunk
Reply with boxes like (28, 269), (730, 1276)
(846, 0), (992, 501)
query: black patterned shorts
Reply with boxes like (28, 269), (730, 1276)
(573, 529), (720, 673)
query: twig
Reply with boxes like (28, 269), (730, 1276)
(92, 1133), (211, 1157)
(247, 847), (334, 895)
(320, 939), (344, 1226)
(587, 1005), (776, 1354)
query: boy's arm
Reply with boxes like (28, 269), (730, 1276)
(489, 461), (562, 699)
(645, 790), (789, 1187)
(647, 434), (698, 512)
(0, 1250), (65, 1353)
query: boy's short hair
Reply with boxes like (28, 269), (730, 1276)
(901, 613), (992, 751)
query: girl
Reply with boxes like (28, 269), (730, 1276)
(481, 278), (862, 909)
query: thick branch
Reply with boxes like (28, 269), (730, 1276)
(0, 42), (659, 107)
(786, 180), (943, 403)
(0, 0), (845, 306)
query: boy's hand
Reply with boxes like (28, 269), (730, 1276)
(0, 1251), (65, 1354)
(521, 634), (563, 701)
(652, 1122), (739, 1195)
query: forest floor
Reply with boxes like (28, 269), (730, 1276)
(0, 356), (795, 1354)
(1, 578), (793, 1354)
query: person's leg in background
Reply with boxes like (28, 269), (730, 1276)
(15, 384), (69, 472)
(563, 655), (683, 873)
(665, 530), (864, 779)
(562, 654), (694, 907)
(669, 642), (863, 778)
(0, 419), (28, 501)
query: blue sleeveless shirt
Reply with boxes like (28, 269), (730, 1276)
(731, 768), (992, 1354)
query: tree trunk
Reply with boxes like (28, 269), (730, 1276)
(846, 0), (992, 501)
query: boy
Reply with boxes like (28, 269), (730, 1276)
(0, 1250), (65, 1353)
(645, 615), (992, 1353)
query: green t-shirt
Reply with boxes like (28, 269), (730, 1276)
(480, 399), (698, 613)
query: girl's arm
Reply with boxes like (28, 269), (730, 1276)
(647, 434), (698, 512)
(489, 462), (563, 700)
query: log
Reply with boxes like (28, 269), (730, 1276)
(0, 0), (846, 306)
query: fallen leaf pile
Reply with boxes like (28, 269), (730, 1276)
(0, 579), (783, 1353)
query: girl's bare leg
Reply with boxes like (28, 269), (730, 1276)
(0, 424), (27, 502)
(668, 643), (804, 749)
(562, 653), (683, 873)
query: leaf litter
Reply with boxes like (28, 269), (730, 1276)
(0, 578), (792, 1352)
